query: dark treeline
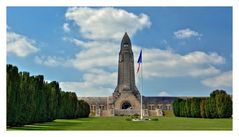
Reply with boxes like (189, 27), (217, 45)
(173, 90), (232, 118)
(7, 64), (90, 127)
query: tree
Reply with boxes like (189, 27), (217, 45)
(190, 98), (201, 118)
(179, 100), (186, 117)
(211, 90), (232, 118)
(185, 99), (191, 117)
(76, 100), (90, 118)
(173, 98), (183, 117)
(7, 64), (88, 127)
(173, 90), (232, 119)
(200, 99), (206, 118)
(57, 91), (78, 119)
(7, 65), (20, 126)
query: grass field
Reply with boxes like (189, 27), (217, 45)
(8, 116), (232, 130)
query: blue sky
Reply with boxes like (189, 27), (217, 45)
(7, 7), (232, 97)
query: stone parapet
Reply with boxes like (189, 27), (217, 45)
(114, 109), (140, 116)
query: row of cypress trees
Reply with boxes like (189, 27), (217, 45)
(7, 64), (90, 127)
(173, 90), (232, 118)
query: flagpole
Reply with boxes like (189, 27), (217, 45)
(140, 50), (143, 120)
(137, 49), (143, 120)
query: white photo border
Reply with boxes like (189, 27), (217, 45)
(0, 0), (238, 137)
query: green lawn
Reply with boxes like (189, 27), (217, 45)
(8, 116), (232, 130)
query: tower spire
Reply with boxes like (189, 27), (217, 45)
(113, 33), (141, 114)
(121, 32), (131, 49)
(114, 33), (140, 101)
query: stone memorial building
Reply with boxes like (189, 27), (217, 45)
(79, 33), (178, 117)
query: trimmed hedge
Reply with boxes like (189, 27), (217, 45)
(7, 64), (90, 127)
(173, 90), (232, 118)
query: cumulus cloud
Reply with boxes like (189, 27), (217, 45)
(174, 28), (202, 40)
(34, 56), (71, 67)
(7, 31), (38, 57)
(60, 70), (117, 96)
(60, 81), (113, 96)
(45, 7), (151, 96)
(63, 23), (70, 32)
(59, 40), (226, 96)
(136, 48), (225, 78)
(201, 71), (232, 88)
(63, 7), (151, 72)
(70, 40), (119, 71)
(62, 38), (225, 96)
(158, 91), (170, 96)
(65, 7), (151, 41)
(57, 7), (226, 96)
(63, 37), (85, 47)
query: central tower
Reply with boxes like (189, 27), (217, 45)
(113, 33), (141, 111)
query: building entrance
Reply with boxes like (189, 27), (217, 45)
(121, 101), (131, 109)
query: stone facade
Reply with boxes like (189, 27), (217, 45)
(113, 33), (141, 113)
(78, 33), (180, 117)
(78, 96), (179, 117)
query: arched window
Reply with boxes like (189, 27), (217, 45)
(121, 101), (132, 109)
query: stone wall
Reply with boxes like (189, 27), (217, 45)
(114, 91), (141, 110)
(114, 109), (140, 116)
(101, 110), (112, 117)
(78, 96), (194, 117)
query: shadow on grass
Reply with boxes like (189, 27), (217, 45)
(7, 117), (232, 130)
(8, 119), (86, 130)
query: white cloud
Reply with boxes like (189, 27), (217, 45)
(61, 38), (226, 96)
(34, 56), (71, 67)
(60, 81), (113, 97)
(174, 28), (202, 39)
(135, 48), (225, 78)
(82, 69), (117, 87)
(58, 7), (226, 96)
(63, 7), (151, 73)
(158, 91), (170, 96)
(63, 23), (70, 32)
(7, 31), (38, 57)
(45, 79), (52, 83)
(63, 37), (85, 47)
(65, 7), (151, 41)
(60, 38), (121, 96)
(60, 70), (117, 96)
(42, 7), (151, 96)
(61, 39), (226, 96)
(70, 40), (119, 71)
(201, 71), (232, 88)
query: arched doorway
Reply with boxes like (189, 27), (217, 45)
(121, 101), (131, 109)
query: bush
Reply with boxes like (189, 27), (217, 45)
(90, 111), (96, 116)
(131, 113), (140, 119)
(125, 118), (131, 121)
(151, 118), (159, 121)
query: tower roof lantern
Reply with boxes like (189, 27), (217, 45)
(121, 32), (132, 47)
